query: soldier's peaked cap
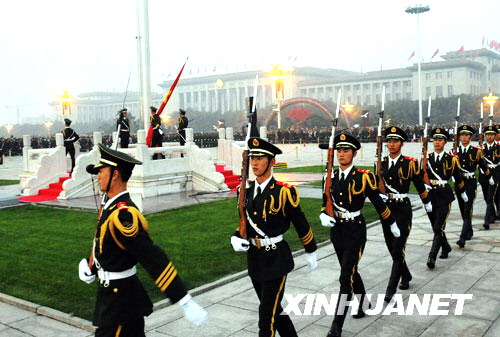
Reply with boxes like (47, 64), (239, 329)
(458, 124), (475, 135)
(64, 118), (72, 125)
(333, 133), (361, 150)
(248, 137), (282, 157)
(86, 144), (142, 175)
(431, 128), (450, 140)
(485, 125), (497, 134)
(384, 126), (408, 141)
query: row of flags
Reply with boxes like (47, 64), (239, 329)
(407, 48), (442, 61)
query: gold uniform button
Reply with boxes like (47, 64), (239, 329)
(339, 192), (343, 196)
(339, 202), (343, 205)
(113, 288), (119, 293)
(253, 212), (257, 215)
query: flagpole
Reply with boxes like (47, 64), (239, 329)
(137, 0), (152, 131)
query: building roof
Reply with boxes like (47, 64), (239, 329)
(407, 59), (486, 71)
(298, 68), (412, 86)
(441, 48), (500, 60)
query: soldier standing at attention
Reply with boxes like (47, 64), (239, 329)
(379, 126), (431, 302)
(425, 128), (466, 269)
(79, 144), (207, 336)
(116, 108), (131, 148)
(62, 118), (80, 173)
(455, 125), (492, 247)
(230, 137), (318, 337)
(320, 133), (400, 337)
(479, 125), (499, 229)
(150, 106), (164, 159)
(177, 109), (188, 146)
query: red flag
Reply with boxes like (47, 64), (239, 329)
(456, 46), (464, 55)
(408, 51), (415, 61)
(431, 48), (439, 59)
(146, 59), (188, 146)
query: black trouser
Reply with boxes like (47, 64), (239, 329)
(119, 132), (130, 148)
(384, 199), (412, 293)
(95, 317), (145, 337)
(65, 146), (75, 173)
(331, 239), (366, 329)
(427, 203), (451, 260)
(479, 175), (496, 224)
(251, 275), (297, 337)
(455, 180), (476, 241)
(151, 133), (164, 160)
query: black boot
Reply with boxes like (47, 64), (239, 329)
(439, 244), (451, 259)
(399, 273), (412, 290)
(326, 322), (342, 337)
(427, 257), (435, 269)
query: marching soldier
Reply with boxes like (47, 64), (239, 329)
(150, 106), (164, 159)
(62, 118), (80, 173)
(379, 126), (431, 302)
(479, 125), (499, 229)
(116, 108), (131, 148)
(320, 133), (400, 337)
(79, 144), (207, 336)
(425, 128), (466, 269)
(455, 125), (492, 247)
(494, 124), (500, 220)
(230, 137), (318, 337)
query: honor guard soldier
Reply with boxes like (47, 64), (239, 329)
(494, 124), (500, 220)
(177, 109), (188, 146)
(455, 125), (492, 247)
(79, 144), (207, 336)
(479, 125), (500, 229)
(116, 108), (131, 148)
(62, 118), (80, 173)
(149, 106), (164, 159)
(230, 137), (318, 337)
(425, 128), (466, 269)
(380, 126), (431, 302)
(320, 133), (400, 337)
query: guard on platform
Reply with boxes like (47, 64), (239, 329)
(380, 126), (431, 302)
(494, 124), (500, 220)
(116, 108), (130, 148)
(150, 106), (164, 159)
(455, 125), (491, 247)
(320, 133), (399, 337)
(479, 125), (499, 229)
(79, 144), (207, 336)
(425, 128), (466, 269)
(177, 109), (188, 146)
(62, 118), (80, 173)
(230, 137), (318, 337)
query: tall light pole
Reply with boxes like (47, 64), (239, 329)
(267, 64), (292, 129)
(4, 124), (14, 135)
(406, 5), (430, 126)
(137, 0), (152, 131)
(59, 90), (73, 117)
(483, 92), (498, 125)
(44, 121), (53, 137)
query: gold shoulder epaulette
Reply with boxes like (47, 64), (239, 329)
(98, 206), (148, 252)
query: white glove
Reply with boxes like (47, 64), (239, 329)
(390, 222), (401, 238)
(379, 193), (388, 202)
(424, 202), (432, 213)
(305, 251), (318, 270)
(78, 258), (95, 284)
(319, 213), (336, 227)
(424, 184), (432, 191)
(230, 236), (250, 252)
(489, 177), (495, 186)
(461, 192), (468, 203)
(179, 295), (208, 326)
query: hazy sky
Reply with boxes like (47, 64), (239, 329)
(0, 0), (498, 125)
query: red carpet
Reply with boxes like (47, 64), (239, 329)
(215, 165), (240, 190)
(19, 175), (71, 203)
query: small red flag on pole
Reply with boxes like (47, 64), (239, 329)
(431, 48), (439, 60)
(456, 46), (465, 56)
(408, 51), (415, 61)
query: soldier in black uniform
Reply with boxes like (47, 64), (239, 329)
(320, 133), (400, 337)
(379, 126), (431, 302)
(79, 144), (207, 336)
(62, 118), (80, 173)
(149, 106), (164, 159)
(230, 137), (318, 337)
(455, 125), (492, 247)
(425, 128), (466, 269)
(479, 125), (499, 229)
(494, 124), (500, 220)
(116, 108), (130, 148)
(177, 109), (188, 146)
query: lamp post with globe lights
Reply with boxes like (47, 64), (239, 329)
(267, 64), (293, 129)
(483, 92), (498, 125)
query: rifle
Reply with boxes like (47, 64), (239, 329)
(237, 75), (259, 239)
(421, 96), (432, 185)
(479, 102), (484, 147)
(324, 88), (342, 217)
(376, 86), (386, 194)
(452, 97), (460, 155)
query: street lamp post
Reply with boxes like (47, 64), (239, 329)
(342, 101), (355, 128)
(483, 92), (498, 125)
(4, 124), (14, 135)
(406, 5), (430, 126)
(59, 90), (73, 117)
(44, 121), (53, 137)
(267, 64), (293, 129)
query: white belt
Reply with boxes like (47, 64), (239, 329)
(388, 193), (408, 201)
(250, 235), (283, 250)
(97, 266), (136, 286)
(430, 179), (447, 186)
(336, 210), (361, 220)
(488, 164), (497, 169)
(462, 172), (475, 179)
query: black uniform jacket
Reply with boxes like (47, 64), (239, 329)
(456, 145), (490, 191)
(322, 167), (396, 246)
(62, 127), (79, 149)
(178, 116), (188, 131)
(239, 178), (317, 282)
(117, 117), (130, 132)
(480, 142), (500, 181)
(426, 152), (465, 206)
(150, 114), (162, 137)
(92, 192), (187, 327)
